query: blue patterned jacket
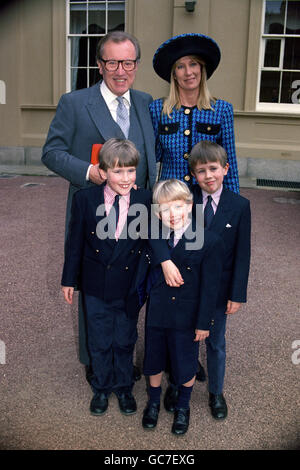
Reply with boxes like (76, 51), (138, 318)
(149, 98), (239, 194)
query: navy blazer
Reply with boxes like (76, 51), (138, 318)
(146, 221), (224, 331)
(61, 185), (152, 317)
(42, 82), (157, 231)
(192, 185), (251, 306)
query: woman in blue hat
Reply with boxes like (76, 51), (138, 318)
(150, 33), (239, 194)
(148, 33), (240, 416)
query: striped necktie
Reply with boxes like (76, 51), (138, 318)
(116, 96), (129, 138)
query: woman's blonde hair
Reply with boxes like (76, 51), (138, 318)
(152, 179), (193, 206)
(162, 56), (215, 117)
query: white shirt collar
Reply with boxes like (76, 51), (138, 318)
(202, 184), (223, 205)
(173, 219), (192, 240)
(100, 80), (131, 107)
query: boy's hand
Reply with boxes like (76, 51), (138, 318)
(194, 329), (209, 341)
(226, 300), (241, 315)
(161, 260), (184, 287)
(62, 286), (74, 305)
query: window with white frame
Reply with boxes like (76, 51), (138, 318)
(258, 0), (300, 111)
(67, 0), (126, 91)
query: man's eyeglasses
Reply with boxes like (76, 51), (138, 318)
(100, 59), (137, 72)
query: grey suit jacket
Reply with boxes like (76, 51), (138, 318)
(42, 82), (157, 229)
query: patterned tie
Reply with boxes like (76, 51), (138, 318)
(107, 195), (120, 237)
(116, 96), (130, 138)
(204, 195), (214, 228)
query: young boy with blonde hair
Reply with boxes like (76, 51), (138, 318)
(142, 179), (224, 435)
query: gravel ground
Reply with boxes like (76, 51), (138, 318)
(0, 175), (299, 451)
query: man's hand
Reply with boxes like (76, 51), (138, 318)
(89, 164), (105, 185)
(161, 260), (184, 287)
(226, 300), (241, 315)
(194, 329), (209, 341)
(62, 286), (74, 305)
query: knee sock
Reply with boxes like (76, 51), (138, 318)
(149, 385), (162, 405)
(176, 384), (193, 410)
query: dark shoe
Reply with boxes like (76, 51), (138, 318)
(164, 385), (179, 413)
(90, 392), (108, 415)
(118, 392), (137, 415)
(85, 365), (94, 385)
(195, 360), (206, 382)
(172, 408), (190, 435)
(209, 393), (228, 420)
(133, 365), (142, 382)
(142, 402), (160, 429)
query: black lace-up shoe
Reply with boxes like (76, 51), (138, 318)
(209, 393), (228, 420)
(171, 408), (190, 435)
(90, 392), (108, 415)
(117, 392), (137, 415)
(142, 402), (160, 429)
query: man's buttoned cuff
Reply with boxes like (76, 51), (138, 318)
(86, 164), (93, 181)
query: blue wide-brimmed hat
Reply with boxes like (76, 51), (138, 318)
(153, 33), (221, 82)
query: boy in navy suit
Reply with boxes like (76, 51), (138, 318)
(163, 141), (251, 420)
(61, 138), (151, 416)
(142, 179), (224, 435)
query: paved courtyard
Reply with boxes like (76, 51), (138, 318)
(0, 174), (299, 450)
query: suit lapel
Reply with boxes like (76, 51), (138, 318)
(171, 218), (197, 261)
(192, 185), (232, 235)
(86, 82), (124, 141)
(209, 188), (232, 234)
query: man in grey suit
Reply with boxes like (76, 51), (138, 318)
(42, 31), (156, 381)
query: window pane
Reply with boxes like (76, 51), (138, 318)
(264, 39), (281, 67)
(71, 68), (88, 91)
(280, 71), (300, 102)
(89, 36), (102, 67)
(70, 5), (86, 34)
(264, 1), (285, 34)
(89, 68), (100, 87)
(286, 0), (300, 34)
(76, 36), (88, 67)
(108, 2), (125, 32)
(68, 1), (126, 91)
(283, 37), (300, 69)
(260, 70), (281, 102)
(71, 37), (82, 67)
(88, 3), (106, 34)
